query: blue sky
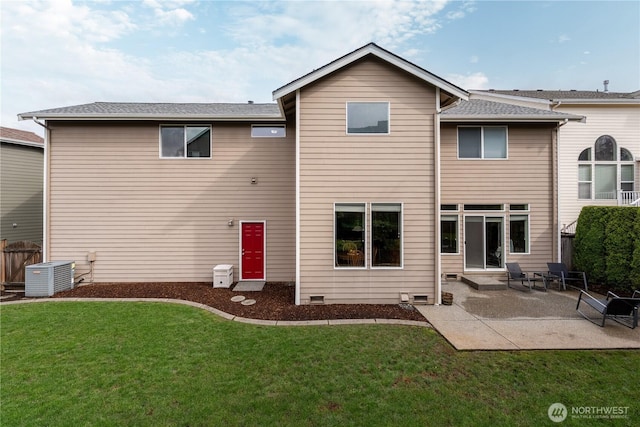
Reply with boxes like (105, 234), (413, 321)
(2, 0), (639, 135)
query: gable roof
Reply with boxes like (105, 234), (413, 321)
(272, 43), (469, 102)
(473, 89), (640, 105)
(0, 126), (44, 147)
(441, 99), (584, 123)
(18, 102), (283, 121)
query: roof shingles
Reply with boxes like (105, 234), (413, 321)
(19, 102), (282, 120)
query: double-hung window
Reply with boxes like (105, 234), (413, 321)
(161, 125), (211, 158)
(347, 102), (390, 134)
(458, 126), (507, 159)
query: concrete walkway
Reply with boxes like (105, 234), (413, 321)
(417, 281), (640, 350)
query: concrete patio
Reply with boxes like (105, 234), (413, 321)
(417, 281), (640, 350)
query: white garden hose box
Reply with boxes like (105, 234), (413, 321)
(213, 264), (233, 288)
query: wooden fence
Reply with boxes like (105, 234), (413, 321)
(1, 240), (42, 285)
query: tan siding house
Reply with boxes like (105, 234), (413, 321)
(296, 58), (438, 304)
(19, 43), (580, 304)
(45, 120), (295, 284)
(440, 123), (558, 276)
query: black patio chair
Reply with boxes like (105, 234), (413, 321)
(506, 262), (546, 292)
(576, 290), (640, 329)
(546, 262), (588, 291)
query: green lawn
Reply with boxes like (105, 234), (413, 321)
(1, 302), (638, 426)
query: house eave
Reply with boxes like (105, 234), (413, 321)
(440, 115), (583, 123)
(0, 138), (44, 149)
(551, 99), (640, 105)
(18, 113), (285, 122)
(468, 90), (552, 106)
(272, 43), (469, 102)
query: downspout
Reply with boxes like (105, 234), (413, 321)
(31, 118), (50, 262)
(434, 89), (442, 305)
(554, 119), (569, 262)
(295, 90), (301, 305)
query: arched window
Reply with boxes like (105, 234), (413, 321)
(578, 136), (635, 199)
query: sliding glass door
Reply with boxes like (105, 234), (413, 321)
(464, 216), (504, 270)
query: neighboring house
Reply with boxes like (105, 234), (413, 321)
(18, 43), (581, 305)
(471, 89), (640, 232)
(0, 126), (44, 244)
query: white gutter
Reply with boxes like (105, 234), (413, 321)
(295, 90), (301, 305)
(440, 116), (583, 123)
(19, 114), (285, 122)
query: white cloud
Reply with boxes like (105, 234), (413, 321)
(0, 0), (466, 135)
(470, 55), (479, 64)
(557, 34), (570, 43)
(447, 72), (489, 90)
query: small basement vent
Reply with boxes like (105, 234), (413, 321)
(25, 261), (75, 297)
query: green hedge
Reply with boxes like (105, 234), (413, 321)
(574, 206), (640, 293)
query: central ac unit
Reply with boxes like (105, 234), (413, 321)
(25, 261), (75, 297)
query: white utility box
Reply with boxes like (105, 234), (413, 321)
(25, 261), (75, 297)
(213, 264), (233, 288)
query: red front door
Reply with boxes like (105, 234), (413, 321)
(241, 222), (265, 280)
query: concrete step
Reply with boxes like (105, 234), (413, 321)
(461, 275), (507, 291)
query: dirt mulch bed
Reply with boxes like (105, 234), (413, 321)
(37, 282), (427, 322)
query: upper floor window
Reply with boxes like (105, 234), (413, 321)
(347, 102), (389, 134)
(160, 125), (211, 158)
(578, 136), (635, 199)
(251, 125), (286, 138)
(458, 126), (507, 159)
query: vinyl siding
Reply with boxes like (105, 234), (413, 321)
(440, 123), (557, 275)
(47, 121), (295, 283)
(298, 57), (437, 304)
(554, 105), (640, 228)
(0, 143), (44, 244)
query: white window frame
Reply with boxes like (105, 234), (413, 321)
(159, 125), (212, 159)
(578, 139), (635, 200)
(440, 214), (459, 255)
(334, 203), (367, 269)
(251, 125), (286, 138)
(509, 214), (530, 255)
(346, 102), (390, 135)
(370, 203), (403, 269)
(457, 126), (508, 160)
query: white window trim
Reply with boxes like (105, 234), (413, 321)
(370, 202), (404, 270)
(346, 101), (391, 135)
(159, 124), (212, 159)
(577, 143), (636, 200)
(251, 124), (286, 138)
(509, 213), (530, 255)
(457, 125), (508, 160)
(334, 202), (367, 270)
(440, 204), (459, 212)
(462, 214), (506, 272)
(440, 214), (460, 256)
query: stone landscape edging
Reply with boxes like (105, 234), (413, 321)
(1, 297), (432, 328)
